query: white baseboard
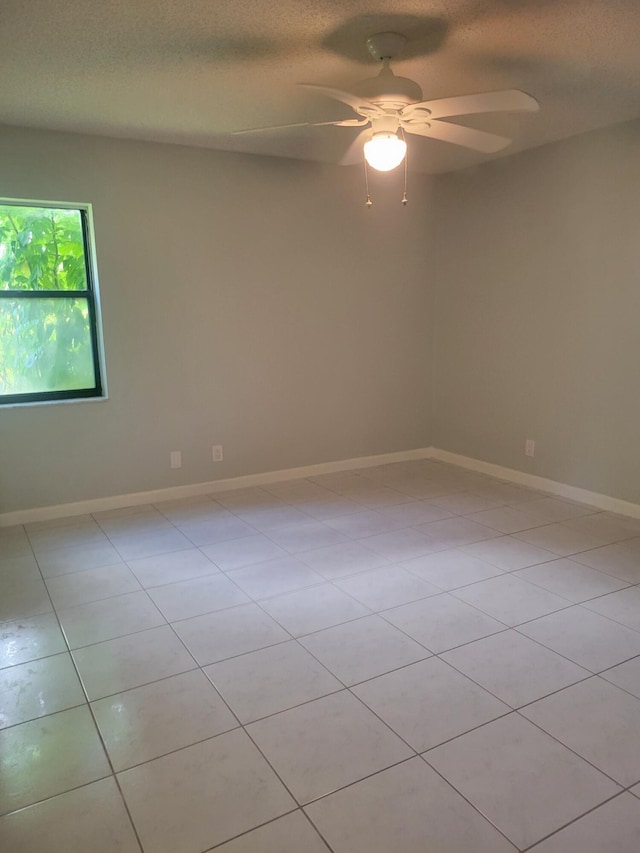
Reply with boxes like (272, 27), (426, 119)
(0, 447), (433, 527)
(430, 447), (640, 520)
(5, 444), (640, 527)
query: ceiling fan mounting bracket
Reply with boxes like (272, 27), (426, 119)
(366, 32), (408, 62)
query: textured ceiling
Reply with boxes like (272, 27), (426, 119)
(1, 0), (639, 173)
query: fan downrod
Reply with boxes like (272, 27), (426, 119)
(366, 32), (408, 62)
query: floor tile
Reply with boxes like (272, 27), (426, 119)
(442, 629), (589, 708)
(57, 590), (164, 648)
(305, 756), (517, 853)
(92, 504), (160, 522)
(573, 540), (640, 583)
(426, 713), (619, 849)
(516, 496), (597, 523)
(415, 516), (498, 549)
(583, 587), (640, 632)
(518, 607), (640, 672)
(118, 729), (294, 853)
(308, 471), (369, 492)
(386, 479), (458, 500)
(334, 565), (439, 610)
(111, 528), (193, 561)
(299, 496), (367, 521)
(45, 563), (141, 609)
(453, 573), (570, 626)
(146, 572), (249, 621)
(227, 556), (323, 599)
(35, 541), (123, 578)
(530, 793), (640, 853)
(353, 657), (509, 751)
(514, 523), (610, 556)
(247, 691), (412, 804)
(95, 512), (172, 540)
(265, 520), (349, 553)
(515, 558), (629, 603)
(92, 669), (237, 770)
(462, 534), (557, 570)
(201, 534), (289, 571)
(382, 593), (506, 653)
(0, 554), (41, 585)
(236, 505), (313, 531)
(0, 777), (140, 853)
(358, 528), (438, 562)
(0, 705), (110, 815)
(334, 484), (412, 508)
(562, 514), (640, 544)
(297, 541), (388, 580)
(154, 495), (229, 525)
(0, 652), (85, 728)
(468, 506), (550, 533)
(125, 548), (219, 588)
(172, 603), (289, 665)
(205, 641), (341, 722)
(472, 482), (545, 504)
(0, 612), (67, 668)
(73, 624), (196, 700)
(426, 492), (507, 514)
(299, 615), (429, 685)
(401, 549), (504, 590)
(214, 811), (330, 853)
(325, 510), (407, 539)
(26, 514), (97, 533)
(29, 524), (109, 554)
(378, 501), (455, 525)
(0, 578), (53, 622)
(212, 485), (281, 511)
(259, 584), (369, 636)
(521, 677), (640, 786)
(264, 479), (336, 504)
(176, 516), (255, 547)
(600, 656), (640, 699)
(0, 527), (31, 558)
(6, 462), (640, 852)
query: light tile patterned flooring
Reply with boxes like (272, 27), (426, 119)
(2, 460), (640, 851)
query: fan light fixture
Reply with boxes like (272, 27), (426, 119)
(363, 132), (407, 172)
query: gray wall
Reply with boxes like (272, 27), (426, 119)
(1, 126), (434, 513)
(433, 120), (640, 503)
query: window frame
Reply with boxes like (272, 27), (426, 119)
(0, 198), (107, 407)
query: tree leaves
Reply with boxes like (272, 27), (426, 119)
(0, 204), (96, 397)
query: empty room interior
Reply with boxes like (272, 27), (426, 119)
(3, 2), (640, 852)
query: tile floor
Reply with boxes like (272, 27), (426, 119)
(2, 459), (640, 851)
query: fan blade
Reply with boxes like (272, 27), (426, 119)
(406, 121), (511, 153)
(232, 118), (366, 135)
(298, 84), (385, 118)
(402, 89), (539, 120)
(339, 129), (372, 166)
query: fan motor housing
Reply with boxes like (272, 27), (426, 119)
(352, 61), (423, 106)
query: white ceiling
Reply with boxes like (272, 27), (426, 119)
(2, 0), (639, 174)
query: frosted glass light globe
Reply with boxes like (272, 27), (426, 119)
(363, 133), (407, 172)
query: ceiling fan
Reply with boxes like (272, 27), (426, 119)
(234, 32), (539, 173)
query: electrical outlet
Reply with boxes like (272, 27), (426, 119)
(212, 444), (224, 463)
(525, 439), (535, 458)
(170, 450), (182, 469)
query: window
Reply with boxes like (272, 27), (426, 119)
(0, 199), (105, 405)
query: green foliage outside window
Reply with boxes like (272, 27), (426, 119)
(0, 202), (103, 403)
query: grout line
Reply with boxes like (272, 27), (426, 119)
(519, 789), (628, 851)
(7, 529), (146, 852)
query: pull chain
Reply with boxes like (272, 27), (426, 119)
(363, 157), (373, 208)
(401, 127), (408, 206)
